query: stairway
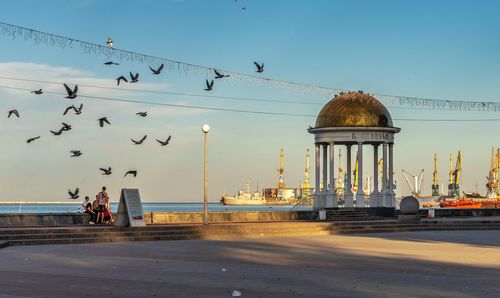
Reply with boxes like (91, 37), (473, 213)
(1, 220), (500, 247)
(0, 222), (333, 246)
(325, 210), (388, 221)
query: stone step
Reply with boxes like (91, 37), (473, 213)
(0, 223), (317, 234)
(7, 230), (334, 246)
(0, 224), (337, 239)
(334, 224), (500, 233)
(325, 216), (384, 220)
(336, 225), (500, 234)
(3, 221), (500, 246)
(0, 226), (336, 241)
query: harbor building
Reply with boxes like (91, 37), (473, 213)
(308, 91), (401, 210)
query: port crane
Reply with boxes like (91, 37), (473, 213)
(401, 169), (424, 197)
(301, 149), (312, 198)
(335, 149), (345, 198)
(431, 153), (440, 196)
(363, 175), (373, 195)
(352, 150), (359, 193)
(448, 151), (462, 198)
(293, 149), (313, 209)
(301, 149), (310, 190)
(486, 147), (499, 199)
(277, 148), (285, 190)
(275, 148), (287, 201)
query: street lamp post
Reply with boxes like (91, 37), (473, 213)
(202, 124), (210, 225)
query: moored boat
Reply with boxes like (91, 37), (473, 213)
(439, 196), (500, 208)
(220, 192), (267, 205)
(220, 183), (267, 206)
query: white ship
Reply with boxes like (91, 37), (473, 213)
(221, 183), (267, 206)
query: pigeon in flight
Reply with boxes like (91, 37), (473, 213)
(7, 109), (19, 118)
(63, 105), (75, 116)
(131, 135), (147, 145)
(254, 62), (264, 73)
(129, 72), (139, 83)
(98, 117), (111, 127)
(70, 150), (82, 157)
(116, 75), (128, 86)
(73, 103), (83, 115)
(31, 89), (43, 95)
(149, 64), (164, 75)
(26, 136), (40, 143)
(136, 111), (147, 117)
(68, 188), (80, 200)
(61, 122), (72, 131)
(50, 129), (63, 136)
(204, 79), (214, 91)
(99, 167), (112, 175)
(63, 83), (78, 99)
(104, 61), (119, 65)
(156, 136), (171, 146)
(214, 69), (229, 79)
(124, 170), (137, 178)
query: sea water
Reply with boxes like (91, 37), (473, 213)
(0, 203), (312, 214)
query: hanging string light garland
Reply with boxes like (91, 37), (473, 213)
(1, 21), (500, 112)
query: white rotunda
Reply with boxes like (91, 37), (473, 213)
(308, 91), (400, 210)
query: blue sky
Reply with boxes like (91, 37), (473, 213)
(0, 0), (499, 202)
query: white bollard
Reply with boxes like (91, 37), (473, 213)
(319, 209), (326, 221)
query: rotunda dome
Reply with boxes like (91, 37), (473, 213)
(315, 91), (393, 128)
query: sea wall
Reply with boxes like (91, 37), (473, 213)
(0, 211), (317, 226)
(0, 213), (88, 226)
(2, 208), (498, 226)
(148, 211), (316, 224)
(423, 208), (500, 218)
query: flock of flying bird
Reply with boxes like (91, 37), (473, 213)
(7, 58), (265, 200)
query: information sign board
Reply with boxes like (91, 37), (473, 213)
(114, 188), (146, 227)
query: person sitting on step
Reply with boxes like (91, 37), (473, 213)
(82, 196), (95, 224)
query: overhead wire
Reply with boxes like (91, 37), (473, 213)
(1, 84), (500, 122)
(0, 75), (485, 112)
(0, 85), (315, 117)
(0, 75), (325, 106)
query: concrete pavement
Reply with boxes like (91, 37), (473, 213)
(0, 230), (499, 297)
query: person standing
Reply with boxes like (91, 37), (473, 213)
(95, 186), (108, 224)
(104, 196), (115, 223)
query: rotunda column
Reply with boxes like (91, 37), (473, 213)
(344, 144), (353, 207)
(326, 142), (337, 208)
(382, 143), (388, 207)
(313, 143), (322, 210)
(355, 142), (365, 207)
(388, 143), (395, 207)
(322, 144), (328, 195)
(372, 144), (380, 207)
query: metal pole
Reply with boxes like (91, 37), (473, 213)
(203, 132), (209, 225)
